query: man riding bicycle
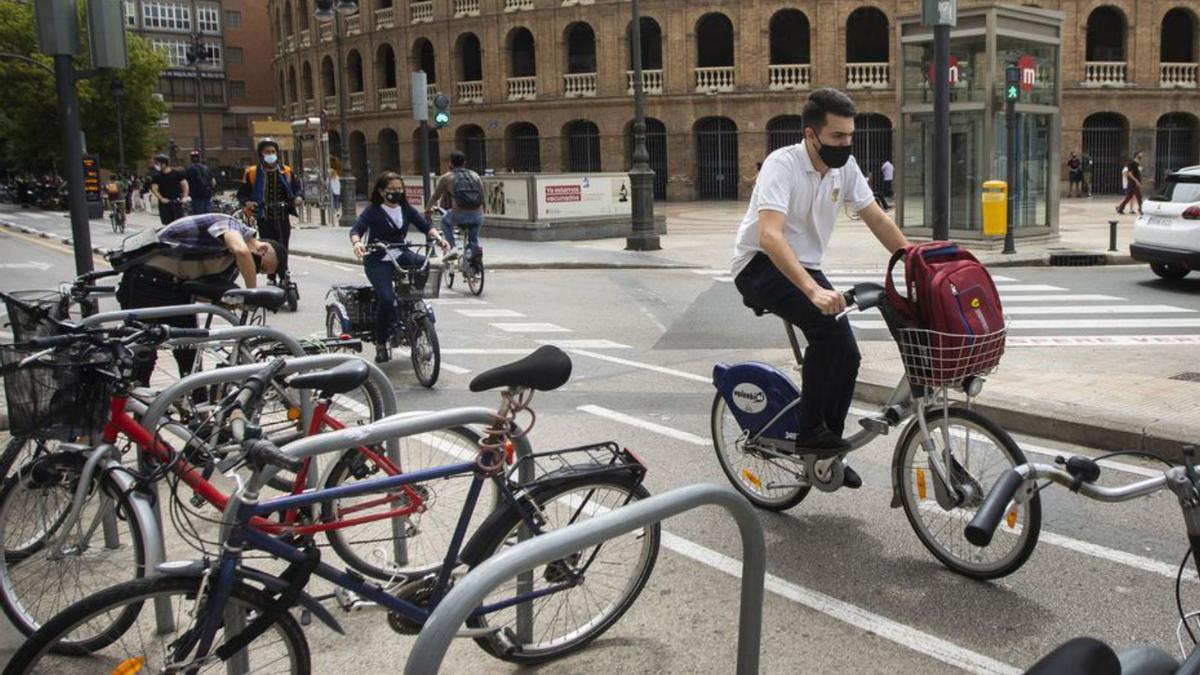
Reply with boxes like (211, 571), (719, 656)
(425, 150), (484, 262)
(238, 138), (303, 283)
(731, 88), (909, 486)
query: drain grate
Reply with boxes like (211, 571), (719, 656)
(1048, 252), (1106, 267)
(1170, 372), (1200, 383)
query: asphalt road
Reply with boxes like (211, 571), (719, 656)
(1, 213), (1200, 673)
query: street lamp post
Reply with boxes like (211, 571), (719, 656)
(316, 0), (358, 226)
(625, 0), (660, 251)
(189, 0), (205, 159)
(111, 75), (125, 173)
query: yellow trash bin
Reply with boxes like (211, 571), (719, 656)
(981, 181), (1007, 238)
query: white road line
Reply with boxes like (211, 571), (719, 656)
(490, 322), (573, 333)
(827, 275), (1017, 284)
(692, 269), (728, 275)
(539, 339), (631, 349)
(662, 533), (1020, 675)
(299, 256), (356, 272)
(21, 212), (48, 219)
(441, 348), (533, 355)
(1036, 530), (1185, 580)
(455, 309), (524, 318)
(715, 276), (734, 283)
(990, 284), (1067, 292)
(440, 363), (471, 375)
(848, 318), (1200, 329)
(431, 298), (488, 305)
(996, 305), (1195, 315)
(577, 405), (709, 445)
(568, 349), (711, 383)
(998, 294), (1123, 303)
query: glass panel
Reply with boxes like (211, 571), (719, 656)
(902, 111), (985, 230)
(996, 37), (1058, 107)
(994, 111), (1052, 228)
(902, 35), (987, 105)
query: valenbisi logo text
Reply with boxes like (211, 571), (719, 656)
(731, 383), (767, 414)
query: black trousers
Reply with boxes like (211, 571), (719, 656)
(734, 253), (861, 437)
(159, 200), (184, 225)
(116, 265), (198, 386)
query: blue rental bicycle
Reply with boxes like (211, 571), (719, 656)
(9, 346), (661, 673)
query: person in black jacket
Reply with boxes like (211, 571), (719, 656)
(349, 172), (449, 363)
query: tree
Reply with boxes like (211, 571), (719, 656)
(0, 1), (167, 175)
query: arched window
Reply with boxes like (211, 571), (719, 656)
(852, 114), (893, 181)
(376, 43), (397, 89)
(769, 10), (810, 65)
(301, 62), (314, 101)
(694, 117), (739, 200)
(846, 8), (889, 63)
(456, 124), (487, 171)
(626, 18), (663, 70)
(283, 2), (294, 36)
(1086, 7), (1127, 62)
(1161, 8), (1197, 64)
(766, 115), (805, 153)
(565, 120), (601, 172)
(695, 14), (734, 67)
(287, 65), (298, 104)
(457, 32), (483, 82)
(349, 130), (368, 197)
(413, 38), (436, 84)
(1082, 112), (1129, 194)
(506, 122), (541, 172)
(626, 118), (668, 199)
(378, 128), (400, 173)
(1155, 113), (1199, 187)
(346, 50), (364, 92)
(509, 28), (536, 77)
(566, 23), (596, 74)
(297, 0), (309, 31)
(321, 56), (336, 97)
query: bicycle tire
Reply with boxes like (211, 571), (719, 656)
(0, 452), (147, 653)
(445, 267), (456, 290)
(320, 426), (499, 580)
(6, 574), (311, 674)
(710, 393), (810, 511)
(409, 315), (440, 388)
(0, 436), (60, 483)
(467, 260), (485, 296)
(465, 473), (660, 664)
(892, 406), (1041, 580)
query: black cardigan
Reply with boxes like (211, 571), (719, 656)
(349, 203), (433, 262)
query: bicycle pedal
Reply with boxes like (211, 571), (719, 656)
(300, 609), (312, 626)
(334, 587), (378, 613)
(858, 415), (891, 436)
(189, 494), (206, 508)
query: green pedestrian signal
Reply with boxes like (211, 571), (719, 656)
(433, 93), (450, 128)
(1006, 85), (1018, 101)
(1004, 65), (1021, 103)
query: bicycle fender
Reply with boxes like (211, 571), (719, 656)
(888, 416), (922, 509)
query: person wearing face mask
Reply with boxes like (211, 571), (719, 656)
(150, 153), (189, 225)
(730, 88), (909, 483)
(237, 138), (303, 282)
(349, 172), (450, 363)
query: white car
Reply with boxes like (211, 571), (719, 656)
(1131, 165), (1200, 280)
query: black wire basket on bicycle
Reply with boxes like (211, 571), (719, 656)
(0, 343), (111, 439)
(1, 290), (70, 342)
(894, 326), (1007, 388)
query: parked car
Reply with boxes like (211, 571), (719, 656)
(1131, 165), (1200, 280)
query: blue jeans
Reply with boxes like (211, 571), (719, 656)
(191, 197), (213, 215)
(441, 210), (483, 257)
(364, 250), (427, 344)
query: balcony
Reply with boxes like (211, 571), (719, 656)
(298, 29), (311, 48)
(504, 0), (533, 11)
(304, 99), (316, 116)
(345, 15), (361, 35)
(284, 34), (295, 53)
(1083, 61), (1127, 87)
(323, 95), (338, 113)
(318, 23), (333, 42)
(427, 84), (439, 103)
(410, 1), (433, 23)
(769, 64), (811, 91)
(1161, 62), (1198, 88)
(563, 72), (597, 97)
(846, 63), (888, 89)
(625, 69), (663, 95)
(375, 7), (394, 29)
(379, 88), (399, 110)
(457, 80), (483, 103)
(454, 0), (480, 16)
(349, 91), (366, 112)
(507, 76), (537, 100)
(695, 66), (734, 93)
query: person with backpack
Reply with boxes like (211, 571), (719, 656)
(237, 138), (303, 282)
(425, 150), (484, 263)
(731, 89), (909, 484)
(185, 150), (217, 215)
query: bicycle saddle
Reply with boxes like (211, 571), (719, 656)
(286, 360), (371, 395)
(222, 287), (287, 310)
(180, 279), (237, 302)
(469, 345), (572, 393)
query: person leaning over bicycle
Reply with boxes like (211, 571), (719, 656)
(350, 171), (450, 364)
(116, 212), (286, 385)
(731, 88), (909, 485)
(237, 138), (303, 284)
(424, 149), (484, 263)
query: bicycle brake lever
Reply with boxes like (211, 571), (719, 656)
(836, 304), (859, 321)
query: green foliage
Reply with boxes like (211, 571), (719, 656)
(0, 1), (168, 174)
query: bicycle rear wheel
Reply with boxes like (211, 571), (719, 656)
(465, 473), (660, 664)
(7, 574), (309, 674)
(466, 259), (485, 296)
(710, 394), (809, 511)
(894, 406), (1041, 579)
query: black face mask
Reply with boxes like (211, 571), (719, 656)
(385, 191), (406, 205)
(811, 136), (853, 170)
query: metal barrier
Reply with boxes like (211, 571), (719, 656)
(403, 483), (765, 675)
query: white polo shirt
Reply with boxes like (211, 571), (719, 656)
(731, 141), (874, 277)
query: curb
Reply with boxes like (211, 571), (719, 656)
(291, 247), (702, 271)
(854, 369), (1191, 462)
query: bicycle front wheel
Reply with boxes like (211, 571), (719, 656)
(894, 406), (1041, 579)
(466, 260), (485, 296)
(465, 473), (660, 664)
(7, 574), (310, 675)
(710, 393), (809, 511)
(409, 315), (440, 388)
(0, 452), (147, 651)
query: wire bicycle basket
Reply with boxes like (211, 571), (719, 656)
(1, 290), (70, 342)
(0, 344), (111, 439)
(894, 326), (1007, 387)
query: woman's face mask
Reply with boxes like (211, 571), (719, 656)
(385, 191), (406, 205)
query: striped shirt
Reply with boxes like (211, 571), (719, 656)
(157, 214), (256, 259)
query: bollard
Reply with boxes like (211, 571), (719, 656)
(1109, 220), (1118, 252)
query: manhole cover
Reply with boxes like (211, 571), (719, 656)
(1170, 372), (1200, 383)
(1048, 252), (1105, 267)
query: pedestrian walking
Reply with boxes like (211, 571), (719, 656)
(881, 158), (895, 208)
(150, 154), (188, 225)
(1080, 151), (1094, 197)
(1067, 151), (1082, 197)
(185, 150), (217, 215)
(1116, 152), (1144, 215)
(330, 167), (342, 215)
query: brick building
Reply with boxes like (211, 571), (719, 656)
(126, 0), (277, 177)
(269, 0), (1200, 201)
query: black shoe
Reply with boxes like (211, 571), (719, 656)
(841, 465), (862, 489)
(374, 344), (391, 364)
(794, 426), (850, 453)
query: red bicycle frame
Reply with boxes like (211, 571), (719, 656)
(101, 394), (427, 536)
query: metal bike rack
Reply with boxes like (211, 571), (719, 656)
(79, 303), (241, 328)
(403, 483), (766, 675)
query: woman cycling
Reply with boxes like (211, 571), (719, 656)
(349, 172), (449, 363)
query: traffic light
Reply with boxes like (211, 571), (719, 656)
(1004, 66), (1020, 102)
(433, 93), (450, 128)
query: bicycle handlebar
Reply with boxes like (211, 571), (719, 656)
(964, 469), (1025, 546)
(233, 357), (287, 414)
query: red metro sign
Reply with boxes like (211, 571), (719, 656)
(1017, 54), (1037, 91)
(926, 56), (962, 86)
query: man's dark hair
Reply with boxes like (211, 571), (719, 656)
(253, 238), (287, 274)
(802, 88), (857, 132)
(449, 150), (466, 168)
(370, 171), (404, 206)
